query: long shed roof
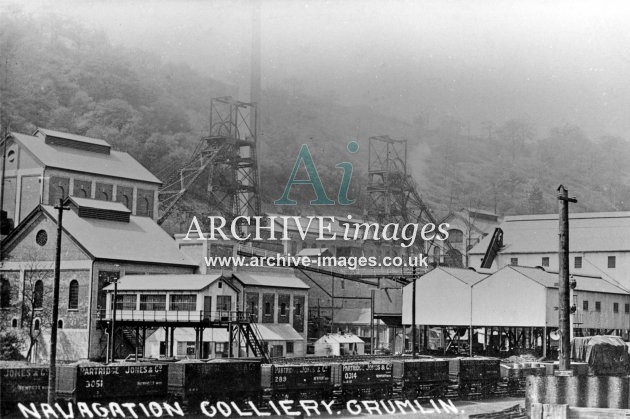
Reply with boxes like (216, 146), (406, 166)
(470, 212), (630, 255)
(11, 131), (161, 184)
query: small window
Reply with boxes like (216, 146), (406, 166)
(68, 280), (79, 310)
(58, 319), (64, 329)
(541, 257), (549, 267)
(295, 302), (302, 315)
(280, 303), (286, 316)
(34, 318), (40, 331)
(614, 303), (619, 313)
(574, 256), (582, 269)
(11, 318), (18, 328)
(34, 280), (44, 309)
(583, 300), (589, 311)
(36, 230), (48, 246)
(510, 258), (518, 266)
(7, 149), (15, 163)
(286, 342), (294, 354)
(218, 281), (222, 289)
(608, 256), (616, 268)
(0, 277), (10, 308)
(595, 301), (601, 312)
(625, 304), (629, 314)
(265, 302), (271, 315)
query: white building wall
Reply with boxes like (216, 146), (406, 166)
(472, 270), (548, 327)
(402, 269), (473, 326)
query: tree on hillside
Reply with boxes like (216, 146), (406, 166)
(496, 119), (535, 161)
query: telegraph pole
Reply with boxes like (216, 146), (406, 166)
(412, 265), (417, 358)
(557, 185), (577, 372)
(48, 199), (69, 404)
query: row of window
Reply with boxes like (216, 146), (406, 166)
(0, 278), (79, 310)
(114, 294), (232, 312)
(49, 181), (154, 216)
(511, 256), (616, 269)
(9, 318), (66, 330)
(582, 301), (630, 313)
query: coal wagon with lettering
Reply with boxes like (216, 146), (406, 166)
(168, 359), (262, 405)
(262, 363), (333, 400)
(56, 362), (168, 403)
(0, 366), (49, 414)
(332, 360), (393, 400)
(449, 357), (500, 398)
(393, 357), (449, 398)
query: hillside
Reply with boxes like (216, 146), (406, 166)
(1, 10), (629, 230)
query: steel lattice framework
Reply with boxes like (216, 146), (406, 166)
(366, 135), (462, 267)
(158, 97), (261, 226)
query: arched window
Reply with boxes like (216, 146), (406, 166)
(138, 197), (150, 216)
(0, 277), (10, 308)
(34, 318), (40, 331)
(99, 191), (108, 201)
(68, 280), (79, 310)
(34, 280), (44, 309)
(58, 319), (64, 329)
(121, 194), (130, 210)
(11, 318), (18, 328)
(433, 247), (441, 265)
(80, 187), (88, 198)
(448, 229), (464, 244)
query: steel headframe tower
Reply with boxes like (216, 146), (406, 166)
(366, 135), (461, 267)
(158, 97), (261, 228)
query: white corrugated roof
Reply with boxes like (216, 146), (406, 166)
(104, 273), (222, 291)
(146, 324), (303, 343)
(506, 265), (629, 294)
(233, 271), (309, 289)
(315, 333), (364, 344)
(11, 131), (161, 184)
(439, 267), (489, 285)
(41, 205), (196, 267)
(470, 211), (630, 254)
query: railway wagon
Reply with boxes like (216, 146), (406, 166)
(56, 362), (168, 402)
(333, 360), (393, 399)
(393, 358), (449, 398)
(262, 363), (333, 399)
(0, 366), (49, 414)
(449, 357), (500, 397)
(168, 359), (261, 403)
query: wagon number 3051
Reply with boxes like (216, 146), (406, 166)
(85, 379), (104, 388)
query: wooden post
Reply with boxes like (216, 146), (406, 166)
(169, 327), (174, 357)
(48, 199), (69, 404)
(558, 185), (577, 371)
(543, 326), (548, 358)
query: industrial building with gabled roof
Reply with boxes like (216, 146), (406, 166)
(402, 264), (630, 357)
(0, 197), (198, 362)
(1, 128), (161, 229)
(468, 211), (630, 290)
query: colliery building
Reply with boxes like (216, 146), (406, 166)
(0, 197), (197, 361)
(402, 265), (630, 356)
(2, 128), (161, 227)
(468, 212), (630, 290)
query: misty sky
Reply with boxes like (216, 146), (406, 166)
(10, 0), (630, 139)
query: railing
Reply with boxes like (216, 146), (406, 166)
(96, 309), (255, 323)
